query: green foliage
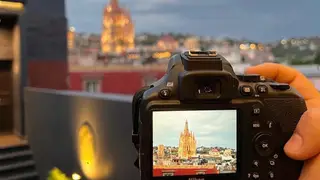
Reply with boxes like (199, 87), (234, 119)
(290, 59), (313, 65)
(314, 52), (320, 65)
(47, 168), (72, 180)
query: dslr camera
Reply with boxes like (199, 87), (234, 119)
(132, 51), (306, 180)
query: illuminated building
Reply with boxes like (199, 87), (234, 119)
(223, 149), (232, 157)
(178, 120), (197, 159)
(158, 145), (165, 158)
(101, 0), (135, 54)
(184, 36), (200, 50)
(152, 51), (171, 59)
(67, 27), (75, 49)
(209, 149), (221, 158)
(157, 35), (178, 51)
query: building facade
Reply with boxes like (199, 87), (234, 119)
(178, 120), (197, 159)
(101, 0), (135, 54)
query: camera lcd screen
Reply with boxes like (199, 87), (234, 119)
(152, 110), (237, 177)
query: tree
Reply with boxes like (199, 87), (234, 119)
(290, 59), (313, 65)
(314, 51), (320, 65)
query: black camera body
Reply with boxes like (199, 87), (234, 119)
(132, 51), (306, 180)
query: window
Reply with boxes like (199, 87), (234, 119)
(83, 80), (101, 93)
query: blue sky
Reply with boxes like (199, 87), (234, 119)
(152, 110), (237, 149)
(66, 0), (320, 42)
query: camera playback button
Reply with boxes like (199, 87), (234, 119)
(240, 86), (253, 96)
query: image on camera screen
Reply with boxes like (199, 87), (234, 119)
(152, 110), (237, 177)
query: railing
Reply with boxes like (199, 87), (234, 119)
(24, 88), (140, 180)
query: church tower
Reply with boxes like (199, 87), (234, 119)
(178, 120), (197, 159)
(101, 0), (135, 54)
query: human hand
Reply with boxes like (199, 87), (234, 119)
(246, 63), (320, 180)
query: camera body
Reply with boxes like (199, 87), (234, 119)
(132, 51), (306, 180)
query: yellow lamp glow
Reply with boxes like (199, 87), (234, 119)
(72, 173), (81, 180)
(78, 123), (97, 176)
(0, 1), (24, 11)
(250, 44), (256, 50)
(77, 121), (111, 179)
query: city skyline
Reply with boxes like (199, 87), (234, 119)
(66, 0), (320, 42)
(152, 110), (237, 149)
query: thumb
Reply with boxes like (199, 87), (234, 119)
(284, 108), (320, 160)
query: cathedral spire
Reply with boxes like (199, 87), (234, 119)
(110, 0), (119, 7)
(184, 120), (189, 133)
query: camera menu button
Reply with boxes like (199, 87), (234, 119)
(252, 121), (261, 128)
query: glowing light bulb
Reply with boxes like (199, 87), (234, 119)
(72, 173), (81, 180)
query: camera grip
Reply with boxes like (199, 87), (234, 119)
(264, 98), (306, 133)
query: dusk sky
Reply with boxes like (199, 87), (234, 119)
(152, 110), (237, 149)
(66, 0), (319, 42)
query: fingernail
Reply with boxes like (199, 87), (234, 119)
(285, 133), (303, 152)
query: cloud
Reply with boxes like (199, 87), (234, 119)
(152, 110), (237, 149)
(66, 0), (320, 41)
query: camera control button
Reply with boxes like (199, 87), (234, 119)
(269, 83), (290, 91)
(252, 121), (261, 128)
(260, 76), (266, 82)
(252, 172), (260, 179)
(266, 121), (275, 129)
(256, 85), (268, 94)
(252, 160), (259, 168)
(159, 89), (171, 98)
(254, 133), (274, 156)
(252, 106), (261, 115)
(240, 86), (253, 96)
(268, 171), (275, 179)
(269, 159), (276, 166)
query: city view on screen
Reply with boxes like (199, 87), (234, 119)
(152, 110), (237, 177)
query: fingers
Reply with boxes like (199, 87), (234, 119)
(299, 154), (320, 180)
(245, 63), (320, 108)
(284, 108), (320, 160)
